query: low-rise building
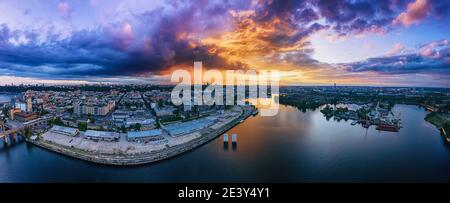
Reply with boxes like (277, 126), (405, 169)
(84, 130), (119, 142)
(9, 108), (21, 120)
(164, 116), (216, 137)
(127, 129), (164, 143)
(49, 125), (79, 137)
(125, 118), (155, 128)
(155, 106), (175, 118)
(14, 112), (37, 122)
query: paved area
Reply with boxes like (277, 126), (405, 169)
(41, 108), (242, 155)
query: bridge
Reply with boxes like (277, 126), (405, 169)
(1, 117), (49, 144)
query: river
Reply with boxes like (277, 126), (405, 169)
(1, 101), (449, 182)
(0, 93), (18, 104)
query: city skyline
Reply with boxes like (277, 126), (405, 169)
(0, 0), (449, 87)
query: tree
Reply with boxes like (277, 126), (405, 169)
(24, 127), (32, 138)
(120, 125), (127, 133)
(49, 117), (64, 126)
(2, 107), (9, 119)
(77, 122), (87, 131)
(133, 123), (142, 131)
(87, 113), (95, 123)
(155, 118), (161, 129)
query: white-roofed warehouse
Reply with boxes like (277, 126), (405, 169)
(84, 130), (119, 142)
(127, 129), (163, 143)
(49, 125), (79, 137)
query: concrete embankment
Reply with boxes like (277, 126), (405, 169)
(27, 108), (254, 165)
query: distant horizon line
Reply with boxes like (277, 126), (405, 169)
(0, 83), (449, 89)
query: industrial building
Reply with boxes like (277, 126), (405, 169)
(84, 130), (119, 142)
(125, 118), (155, 128)
(14, 112), (37, 122)
(164, 117), (216, 137)
(127, 129), (164, 143)
(49, 125), (79, 137)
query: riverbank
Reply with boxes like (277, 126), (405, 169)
(26, 106), (254, 165)
(425, 112), (450, 142)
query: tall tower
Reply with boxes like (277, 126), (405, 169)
(27, 95), (33, 112)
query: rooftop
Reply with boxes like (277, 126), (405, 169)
(49, 125), (79, 136)
(165, 116), (216, 136)
(127, 129), (162, 139)
(84, 130), (119, 138)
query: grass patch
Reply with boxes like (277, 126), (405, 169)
(425, 112), (450, 136)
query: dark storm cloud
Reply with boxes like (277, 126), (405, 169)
(1, 0), (450, 80)
(0, 0), (251, 79)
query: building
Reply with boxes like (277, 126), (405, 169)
(112, 110), (130, 121)
(84, 130), (119, 142)
(14, 112), (37, 122)
(125, 118), (155, 128)
(164, 116), (216, 137)
(74, 100), (116, 116)
(14, 102), (27, 112)
(155, 106), (175, 118)
(184, 104), (192, 112)
(49, 125), (79, 137)
(9, 108), (21, 120)
(27, 96), (32, 112)
(127, 129), (164, 142)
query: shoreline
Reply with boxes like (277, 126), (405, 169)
(26, 107), (254, 166)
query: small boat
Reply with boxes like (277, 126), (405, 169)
(376, 123), (400, 132)
(351, 121), (358, 125)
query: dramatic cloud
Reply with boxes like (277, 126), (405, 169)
(393, 0), (431, 26)
(344, 39), (450, 75)
(0, 0), (449, 86)
(0, 1), (252, 78)
(419, 39), (450, 58)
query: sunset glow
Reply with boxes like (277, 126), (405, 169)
(0, 0), (449, 87)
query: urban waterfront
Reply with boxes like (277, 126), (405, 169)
(1, 102), (449, 183)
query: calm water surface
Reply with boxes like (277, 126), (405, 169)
(1, 101), (449, 182)
(0, 94), (18, 103)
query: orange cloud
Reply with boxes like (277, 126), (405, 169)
(393, 0), (431, 27)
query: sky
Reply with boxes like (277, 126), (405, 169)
(0, 0), (449, 87)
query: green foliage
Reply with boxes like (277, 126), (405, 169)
(49, 117), (64, 126)
(320, 105), (333, 116)
(158, 99), (164, 108)
(160, 115), (182, 123)
(119, 125), (127, 133)
(356, 108), (370, 120)
(133, 123), (142, 131)
(77, 122), (88, 131)
(24, 127), (32, 138)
